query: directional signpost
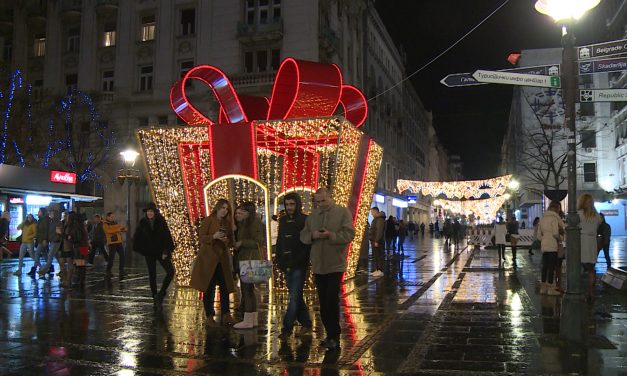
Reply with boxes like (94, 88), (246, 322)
(472, 70), (561, 88)
(578, 38), (627, 60)
(580, 89), (627, 102)
(440, 64), (560, 88)
(579, 56), (627, 75)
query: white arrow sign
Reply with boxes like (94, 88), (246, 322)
(579, 89), (627, 102)
(472, 70), (561, 88)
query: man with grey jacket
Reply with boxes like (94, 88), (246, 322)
(301, 187), (355, 351)
(369, 207), (385, 277)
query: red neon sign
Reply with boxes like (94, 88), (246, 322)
(50, 170), (76, 184)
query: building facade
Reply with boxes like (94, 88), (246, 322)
(0, 0), (445, 227)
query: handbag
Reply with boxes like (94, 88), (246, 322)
(505, 233), (511, 243)
(239, 244), (272, 284)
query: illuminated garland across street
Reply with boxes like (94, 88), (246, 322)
(397, 175), (513, 200)
(434, 196), (508, 221)
(137, 58), (382, 286)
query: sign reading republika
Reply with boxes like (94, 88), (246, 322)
(472, 70), (561, 88)
(580, 89), (627, 102)
(440, 64), (560, 87)
(50, 170), (77, 184)
(578, 38), (627, 60)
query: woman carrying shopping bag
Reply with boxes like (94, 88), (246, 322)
(233, 201), (264, 329)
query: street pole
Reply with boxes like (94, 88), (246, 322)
(126, 179), (132, 253)
(559, 26), (585, 343)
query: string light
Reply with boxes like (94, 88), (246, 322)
(397, 175), (513, 199)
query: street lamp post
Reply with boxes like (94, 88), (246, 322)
(118, 145), (140, 254)
(535, 0), (600, 343)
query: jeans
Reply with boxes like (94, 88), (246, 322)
(397, 236), (406, 252)
(372, 241), (384, 271)
(33, 242), (49, 269)
(497, 244), (506, 260)
(203, 263), (230, 317)
(17, 242), (35, 271)
(541, 251), (558, 283)
(314, 272), (342, 341)
(282, 268), (312, 333)
(106, 243), (125, 274)
(145, 255), (175, 297)
(42, 242), (60, 271)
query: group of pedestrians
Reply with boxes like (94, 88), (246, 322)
(188, 188), (354, 351)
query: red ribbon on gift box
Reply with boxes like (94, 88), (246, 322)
(169, 58), (368, 220)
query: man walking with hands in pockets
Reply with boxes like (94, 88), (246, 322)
(301, 188), (355, 351)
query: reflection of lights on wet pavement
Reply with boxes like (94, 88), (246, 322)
(116, 369), (135, 376)
(119, 351), (137, 368)
(507, 290), (525, 340)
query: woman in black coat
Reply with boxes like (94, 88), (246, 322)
(133, 203), (175, 308)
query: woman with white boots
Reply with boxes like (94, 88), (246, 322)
(233, 202), (264, 330)
(537, 201), (564, 295)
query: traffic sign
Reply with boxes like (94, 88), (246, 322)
(578, 38), (627, 60)
(579, 89), (627, 102)
(440, 64), (560, 87)
(579, 56), (627, 75)
(472, 70), (561, 88)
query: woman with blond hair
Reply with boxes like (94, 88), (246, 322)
(577, 193), (602, 301)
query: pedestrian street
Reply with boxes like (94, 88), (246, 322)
(0, 235), (625, 375)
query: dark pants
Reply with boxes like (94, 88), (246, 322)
(372, 241), (384, 271)
(203, 263), (230, 317)
(314, 272), (342, 341)
(598, 242), (611, 268)
(497, 244), (506, 260)
(88, 241), (108, 264)
(397, 236), (406, 252)
(145, 254), (175, 297)
(240, 282), (257, 312)
(541, 251), (558, 283)
(385, 237), (395, 252)
(282, 268), (312, 333)
(106, 243), (125, 274)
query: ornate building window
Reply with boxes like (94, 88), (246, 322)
(141, 15), (156, 42)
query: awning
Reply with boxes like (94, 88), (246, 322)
(0, 188), (102, 202)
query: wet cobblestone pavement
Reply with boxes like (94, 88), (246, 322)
(0, 236), (625, 375)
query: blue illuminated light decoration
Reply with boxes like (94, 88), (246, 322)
(12, 141), (24, 167)
(0, 69), (23, 164)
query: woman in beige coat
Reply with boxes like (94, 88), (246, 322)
(190, 199), (236, 326)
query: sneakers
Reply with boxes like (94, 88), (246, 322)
(370, 270), (384, 277)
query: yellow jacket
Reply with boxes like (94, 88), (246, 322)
(18, 221), (37, 243)
(103, 220), (124, 245)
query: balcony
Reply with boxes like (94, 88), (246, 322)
(237, 19), (283, 44)
(230, 71), (276, 89)
(60, 0), (82, 21)
(319, 25), (340, 56)
(94, 92), (115, 104)
(96, 0), (118, 16)
(26, 0), (46, 28)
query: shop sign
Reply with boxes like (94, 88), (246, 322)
(50, 170), (76, 184)
(9, 197), (23, 204)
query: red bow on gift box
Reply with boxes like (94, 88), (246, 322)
(169, 58), (368, 222)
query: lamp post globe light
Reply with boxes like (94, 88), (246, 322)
(535, 0), (600, 343)
(118, 143), (141, 253)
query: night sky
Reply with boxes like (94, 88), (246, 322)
(375, 0), (607, 179)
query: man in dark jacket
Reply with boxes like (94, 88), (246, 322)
(133, 203), (175, 308)
(369, 207), (385, 277)
(277, 192), (312, 340)
(598, 213), (612, 269)
(29, 207), (50, 276)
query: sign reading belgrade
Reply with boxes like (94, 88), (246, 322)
(472, 70), (561, 88)
(580, 89), (627, 102)
(50, 170), (77, 184)
(578, 38), (627, 60)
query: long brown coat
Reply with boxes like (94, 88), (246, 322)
(189, 215), (235, 293)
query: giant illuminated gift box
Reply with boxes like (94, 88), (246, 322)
(136, 58), (383, 286)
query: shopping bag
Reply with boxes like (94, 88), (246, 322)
(239, 259), (273, 284)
